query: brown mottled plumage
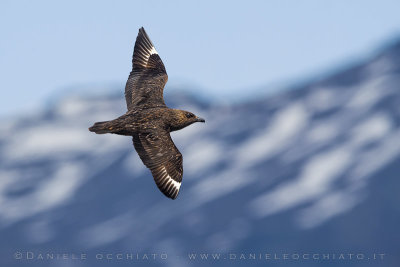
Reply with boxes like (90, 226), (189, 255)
(89, 27), (205, 199)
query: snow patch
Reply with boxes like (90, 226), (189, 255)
(297, 190), (361, 229)
(184, 139), (223, 176)
(190, 167), (253, 207)
(349, 113), (392, 148)
(306, 88), (339, 112)
(80, 213), (133, 248)
(350, 129), (400, 181)
(346, 76), (393, 110)
(0, 163), (85, 224)
(237, 103), (308, 166)
(123, 151), (146, 176)
(5, 125), (96, 160)
(307, 121), (339, 143)
(250, 147), (352, 217)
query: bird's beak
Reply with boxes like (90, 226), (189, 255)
(196, 117), (205, 123)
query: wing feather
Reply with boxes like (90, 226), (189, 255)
(125, 27), (168, 110)
(132, 131), (183, 199)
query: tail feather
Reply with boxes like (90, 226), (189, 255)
(89, 121), (113, 134)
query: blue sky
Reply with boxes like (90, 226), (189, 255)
(1, 0), (400, 116)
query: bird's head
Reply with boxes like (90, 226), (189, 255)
(169, 110), (205, 131)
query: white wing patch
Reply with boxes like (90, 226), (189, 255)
(161, 166), (181, 191)
(150, 47), (158, 55)
(143, 46), (158, 62)
(141, 46), (158, 64)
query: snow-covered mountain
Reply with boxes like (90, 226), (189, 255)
(1, 39), (400, 267)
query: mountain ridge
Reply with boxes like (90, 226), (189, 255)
(1, 38), (400, 267)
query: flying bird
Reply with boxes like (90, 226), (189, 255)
(89, 27), (205, 199)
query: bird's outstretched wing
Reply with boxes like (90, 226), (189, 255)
(125, 27), (168, 110)
(132, 131), (183, 199)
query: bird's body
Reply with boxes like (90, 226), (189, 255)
(89, 27), (205, 199)
(90, 107), (200, 135)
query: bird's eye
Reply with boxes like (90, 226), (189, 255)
(185, 113), (194, 118)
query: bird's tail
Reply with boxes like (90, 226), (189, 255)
(88, 121), (114, 134)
